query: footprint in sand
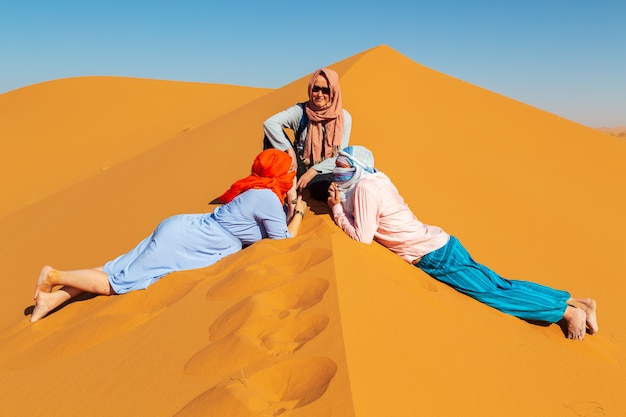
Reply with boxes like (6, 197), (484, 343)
(563, 401), (605, 416)
(208, 277), (329, 342)
(184, 277), (330, 384)
(184, 314), (329, 377)
(205, 247), (332, 302)
(175, 356), (337, 417)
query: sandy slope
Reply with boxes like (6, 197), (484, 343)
(0, 77), (272, 218)
(1, 45), (625, 416)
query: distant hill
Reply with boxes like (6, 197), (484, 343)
(596, 126), (626, 138)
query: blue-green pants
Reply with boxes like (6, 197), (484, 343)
(417, 236), (570, 323)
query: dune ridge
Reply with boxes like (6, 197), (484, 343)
(1, 45), (625, 416)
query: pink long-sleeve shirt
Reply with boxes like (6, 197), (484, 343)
(332, 172), (450, 264)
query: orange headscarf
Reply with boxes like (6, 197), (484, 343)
(219, 149), (295, 204)
(302, 68), (344, 166)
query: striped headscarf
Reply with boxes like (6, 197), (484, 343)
(219, 149), (295, 204)
(333, 145), (377, 213)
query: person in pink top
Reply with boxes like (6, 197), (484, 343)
(327, 145), (598, 340)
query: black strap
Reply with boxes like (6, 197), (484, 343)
(295, 102), (308, 140)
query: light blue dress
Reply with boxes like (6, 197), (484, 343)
(103, 189), (291, 294)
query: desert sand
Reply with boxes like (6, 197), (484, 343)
(1, 45), (625, 416)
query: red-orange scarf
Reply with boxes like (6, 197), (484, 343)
(302, 68), (344, 166)
(219, 149), (295, 204)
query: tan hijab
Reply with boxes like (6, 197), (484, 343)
(302, 68), (344, 166)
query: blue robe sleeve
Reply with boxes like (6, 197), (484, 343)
(253, 190), (292, 239)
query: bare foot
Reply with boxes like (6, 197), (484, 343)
(568, 298), (598, 335)
(561, 306), (587, 340)
(30, 290), (71, 323)
(34, 265), (56, 299)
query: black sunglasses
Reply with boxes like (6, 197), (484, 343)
(312, 85), (331, 94)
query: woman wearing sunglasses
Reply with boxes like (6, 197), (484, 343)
(327, 145), (599, 341)
(263, 68), (352, 203)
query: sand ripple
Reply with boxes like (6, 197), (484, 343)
(176, 356), (337, 417)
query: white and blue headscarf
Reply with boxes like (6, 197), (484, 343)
(333, 145), (377, 213)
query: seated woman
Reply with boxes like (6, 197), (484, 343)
(263, 67), (351, 202)
(326, 145), (598, 340)
(31, 149), (308, 323)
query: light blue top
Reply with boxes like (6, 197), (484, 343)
(263, 103), (352, 174)
(211, 188), (292, 244)
(104, 189), (290, 294)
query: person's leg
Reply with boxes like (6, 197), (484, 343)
(31, 265), (113, 322)
(36, 265), (112, 296)
(295, 155), (308, 179)
(562, 305), (587, 340)
(31, 285), (85, 323)
(30, 266), (114, 323)
(567, 297), (598, 335)
(307, 173), (333, 201)
(464, 278), (571, 324)
(417, 236), (593, 334)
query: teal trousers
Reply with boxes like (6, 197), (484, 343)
(417, 236), (570, 323)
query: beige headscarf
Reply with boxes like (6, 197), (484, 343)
(302, 68), (344, 166)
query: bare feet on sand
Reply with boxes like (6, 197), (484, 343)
(31, 290), (71, 323)
(568, 298), (599, 335)
(562, 306), (587, 340)
(34, 265), (55, 299)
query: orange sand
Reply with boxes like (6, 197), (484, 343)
(1, 45), (625, 416)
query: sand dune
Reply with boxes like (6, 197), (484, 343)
(0, 77), (271, 218)
(596, 126), (626, 138)
(1, 45), (625, 416)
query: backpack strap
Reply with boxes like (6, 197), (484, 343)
(292, 102), (310, 177)
(295, 102), (309, 140)
(263, 102), (309, 152)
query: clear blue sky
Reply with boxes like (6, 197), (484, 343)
(1, 0), (624, 127)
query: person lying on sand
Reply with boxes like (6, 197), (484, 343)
(326, 145), (598, 340)
(31, 149), (307, 323)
